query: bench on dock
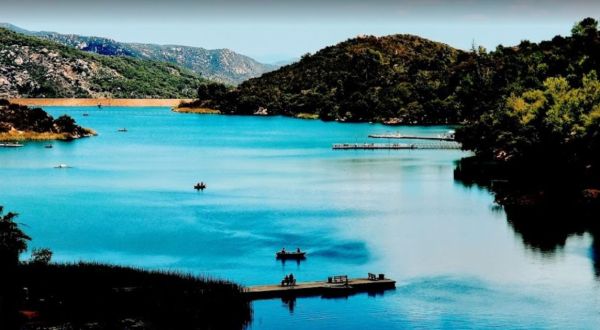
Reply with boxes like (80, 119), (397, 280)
(368, 273), (386, 281)
(328, 275), (348, 284)
(245, 275), (396, 300)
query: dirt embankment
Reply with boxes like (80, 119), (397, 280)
(8, 98), (194, 107)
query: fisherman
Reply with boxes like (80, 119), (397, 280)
(296, 247), (300, 253)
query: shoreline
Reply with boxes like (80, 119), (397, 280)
(0, 129), (96, 142)
(8, 98), (194, 107)
(172, 106), (221, 114)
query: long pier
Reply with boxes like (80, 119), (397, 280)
(244, 277), (396, 300)
(0, 143), (24, 148)
(368, 134), (455, 141)
(332, 143), (461, 150)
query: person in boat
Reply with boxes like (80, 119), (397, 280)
(296, 247), (300, 253)
(281, 247), (286, 254)
(289, 273), (294, 284)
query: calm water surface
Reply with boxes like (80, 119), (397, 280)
(1, 107), (599, 329)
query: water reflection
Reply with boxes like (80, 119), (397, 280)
(454, 159), (600, 279)
(281, 297), (296, 313)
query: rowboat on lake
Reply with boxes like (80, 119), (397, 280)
(276, 248), (306, 260)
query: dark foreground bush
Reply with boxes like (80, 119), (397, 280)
(16, 262), (252, 329)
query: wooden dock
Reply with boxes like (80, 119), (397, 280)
(0, 143), (24, 148)
(244, 277), (396, 300)
(368, 134), (455, 141)
(332, 143), (461, 150)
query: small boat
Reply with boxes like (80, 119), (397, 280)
(0, 142), (24, 148)
(97, 104), (102, 109)
(54, 164), (70, 169)
(83, 113), (89, 117)
(44, 144), (53, 149)
(194, 182), (207, 191)
(276, 250), (306, 260)
(117, 128), (128, 132)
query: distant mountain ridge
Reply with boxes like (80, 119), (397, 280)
(0, 23), (276, 85)
(0, 28), (203, 98)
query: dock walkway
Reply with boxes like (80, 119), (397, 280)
(368, 134), (455, 141)
(0, 143), (24, 148)
(332, 143), (461, 150)
(245, 277), (396, 300)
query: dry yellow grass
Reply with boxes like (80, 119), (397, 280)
(172, 107), (221, 114)
(0, 129), (96, 141)
(9, 98), (194, 107)
(295, 113), (319, 120)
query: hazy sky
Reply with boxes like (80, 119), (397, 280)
(1, 0), (599, 63)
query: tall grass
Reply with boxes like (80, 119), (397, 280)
(17, 262), (252, 329)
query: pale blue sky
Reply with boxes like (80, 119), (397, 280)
(1, 0), (599, 63)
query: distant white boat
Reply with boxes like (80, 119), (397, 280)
(0, 142), (24, 148)
(54, 164), (71, 169)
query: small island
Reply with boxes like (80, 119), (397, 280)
(0, 99), (95, 141)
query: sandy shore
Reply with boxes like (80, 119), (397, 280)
(8, 98), (194, 107)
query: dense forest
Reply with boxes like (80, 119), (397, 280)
(454, 18), (600, 196)
(0, 99), (94, 140)
(195, 18), (600, 129)
(188, 34), (463, 124)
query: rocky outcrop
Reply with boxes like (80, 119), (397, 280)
(0, 28), (203, 98)
(1, 23), (276, 85)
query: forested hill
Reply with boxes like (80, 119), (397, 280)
(0, 23), (276, 85)
(0, 28), (203, 98)
(203, 34), (464, 124)
(454, 18), (600, 186)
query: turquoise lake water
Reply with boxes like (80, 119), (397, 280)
(1, 107), (599, 329)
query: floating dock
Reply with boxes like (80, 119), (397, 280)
(332, 143), (461, 150)
(368, 134), (455, 141)
(244, 277), (396, 300)
(0, 143), (24, 148)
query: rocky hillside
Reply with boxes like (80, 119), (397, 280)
(201, 34), (463, 124)
(0, 28), (203, 98)
(1, 23), (276, 85)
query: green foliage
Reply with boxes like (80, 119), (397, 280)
(0, 28), (204, 98)
(197, 82), (230, 100)
(0, 100), (87, 136)
(457, 71), (600, 185)
(572, 18), (599, 38)
(30, 247), (53, 265)
(205, 34), (461, 123)
(0, 206), (31, 266)
(200, 18), (600, 128)
(54, 115), (77, 133)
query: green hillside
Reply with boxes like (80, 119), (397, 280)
(199, 34), (462, 124)
(0, 28), (203, 98)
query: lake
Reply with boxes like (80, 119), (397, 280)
(1, 107), (599, 329)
